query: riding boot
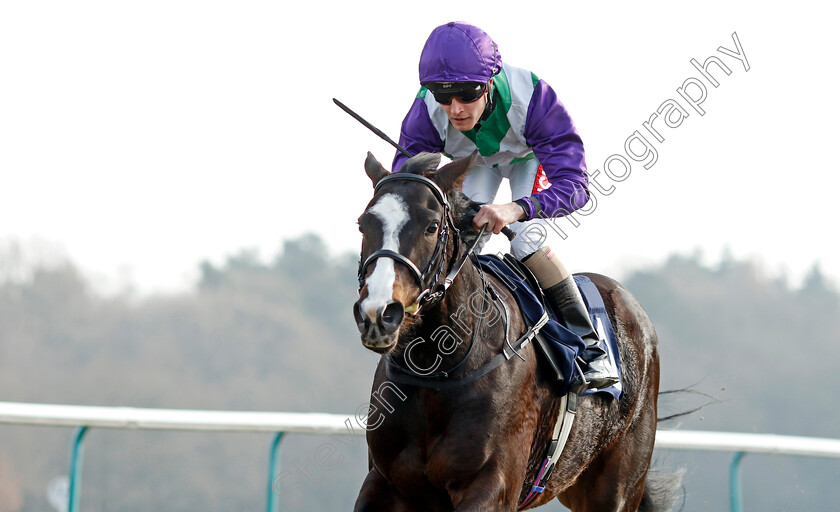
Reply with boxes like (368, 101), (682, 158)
(543, 277), (619, 390)
(521, 247), (619, 391)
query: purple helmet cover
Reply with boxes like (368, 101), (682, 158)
(419, 22), (502, 84)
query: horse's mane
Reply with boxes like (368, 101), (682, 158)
(399, 152), (476, 238)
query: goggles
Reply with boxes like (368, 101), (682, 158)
(424, 82), (487, 105)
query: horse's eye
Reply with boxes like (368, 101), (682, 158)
(426, 221), (440, 234)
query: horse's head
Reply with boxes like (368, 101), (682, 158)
(353, 151), (477, 352)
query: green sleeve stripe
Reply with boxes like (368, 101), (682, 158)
(531, 72), (540, 88)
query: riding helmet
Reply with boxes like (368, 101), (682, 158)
(418, 22), (502, 84)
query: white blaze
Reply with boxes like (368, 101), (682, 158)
(361, 193), (409, 320)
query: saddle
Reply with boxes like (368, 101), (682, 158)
(475, 254), (622, 400)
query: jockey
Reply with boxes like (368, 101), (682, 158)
(393, 21), (618, 390)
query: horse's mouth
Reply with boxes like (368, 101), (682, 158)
(361, 334), (399, 354)
(354, 297), (406, 353)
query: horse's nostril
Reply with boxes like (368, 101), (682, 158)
(380, 301), (405, 330)
(353, 302), (367, 330)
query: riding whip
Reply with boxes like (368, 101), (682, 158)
(333, 98), (411, 158)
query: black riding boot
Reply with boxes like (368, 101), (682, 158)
(543, 276), (619, 390)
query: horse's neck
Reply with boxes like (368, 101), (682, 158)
(399, 259), (495, 372)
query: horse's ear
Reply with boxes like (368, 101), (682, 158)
(432, 151), (478, 192)
(364, 152), (390, 188)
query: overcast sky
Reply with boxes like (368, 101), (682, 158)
(1, 1), (837, 295)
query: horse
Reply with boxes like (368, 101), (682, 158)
(351, 151), (678, 512)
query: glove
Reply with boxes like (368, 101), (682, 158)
(457, 200), (484, 245)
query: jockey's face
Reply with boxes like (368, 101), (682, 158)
(440, 80), (490, 132)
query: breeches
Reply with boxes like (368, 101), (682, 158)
(461, 158), (547, 260)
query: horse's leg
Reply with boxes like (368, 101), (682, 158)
(450, 473), (509, 512)
(447, 461), (526, 512)
(354, 469), (413, 512)
(559, 411), (656, 512)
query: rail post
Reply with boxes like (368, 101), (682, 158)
(67, 426), (89, 512)
(265, 431), (285, 512)
(729, 451), (745, 512)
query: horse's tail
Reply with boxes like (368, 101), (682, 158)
(638, 468), (685, 512)
(638, 385), (714, 511)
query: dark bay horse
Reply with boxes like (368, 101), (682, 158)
(352, 152), (676, 511)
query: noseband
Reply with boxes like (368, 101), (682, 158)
(358, 173), (463, 312)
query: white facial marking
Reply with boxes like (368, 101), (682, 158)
(361, 193), (409, 321)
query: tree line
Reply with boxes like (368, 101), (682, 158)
(1, 235), (838, 511)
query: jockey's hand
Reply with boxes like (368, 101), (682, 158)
(473, 202), (527, 234)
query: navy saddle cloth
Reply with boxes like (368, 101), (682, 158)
(475, 254), (623, 400)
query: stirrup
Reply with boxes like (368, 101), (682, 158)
(568, 359), (588, 394)
(575, 356), (619, 391)
(582, 356), (619, 390)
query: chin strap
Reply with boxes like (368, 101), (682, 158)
(480, 81), (495, 122)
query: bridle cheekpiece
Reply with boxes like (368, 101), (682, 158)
(358, 172), (463, 316)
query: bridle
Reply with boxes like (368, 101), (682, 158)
(358, 172), (542, 393)
(357, 172), (485, 316)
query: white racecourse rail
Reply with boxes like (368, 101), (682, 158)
(2, 401), (840, 458)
